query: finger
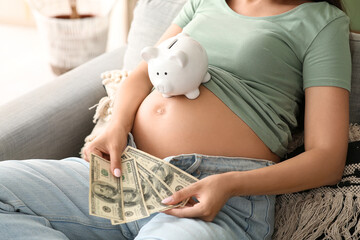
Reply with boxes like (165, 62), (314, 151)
(110, 149), (122, 178)
(161, 185), (196, 205)
(83, 148), (89, 162)
(82, 145), (92, 161)
(163, 203), (204, 219)
(82, 147), (89, 161)
(84, 147), (103, 162)
(165, 202), (216, 222)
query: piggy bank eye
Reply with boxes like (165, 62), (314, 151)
(157, 72), (159, 75)
(164, 72), (168, 75)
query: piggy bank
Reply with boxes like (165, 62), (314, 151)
(141, 32), (211, 99)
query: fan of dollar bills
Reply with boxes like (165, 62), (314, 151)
(89, 146), (198, 224)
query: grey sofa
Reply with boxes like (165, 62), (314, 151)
(0, 47), (125, 161)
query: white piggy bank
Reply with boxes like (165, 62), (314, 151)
(141, 32), (211, 99)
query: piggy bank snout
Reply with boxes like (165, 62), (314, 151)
(155, 84), (166, 93)
(152, 80), (173, 95)
(149, 71), (172, 93)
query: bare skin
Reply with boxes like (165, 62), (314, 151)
(132, 85), (279, 161)
(84, 0), (349, 222)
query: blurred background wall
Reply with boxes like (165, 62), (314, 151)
(0, 0), (138, 49)
(342, 0), (360, 33)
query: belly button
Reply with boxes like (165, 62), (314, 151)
(155, 108), (165, 115)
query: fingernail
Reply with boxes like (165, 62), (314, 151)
(161, 196), (173, 204)
(114, 168), (121, 177)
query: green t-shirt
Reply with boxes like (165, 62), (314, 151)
(173, 0), (351, 157)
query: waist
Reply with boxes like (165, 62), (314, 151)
(165, 154), (275, 176)
(127, 133), (275, 175)
(132, 86), (280, 163)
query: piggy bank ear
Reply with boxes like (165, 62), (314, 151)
(169, 51), (188, 68)
(141, 47), (159, 62)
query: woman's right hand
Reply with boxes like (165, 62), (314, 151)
(83, 126), (128, 178)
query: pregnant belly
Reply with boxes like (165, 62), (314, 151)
(132, 86), (279, 162)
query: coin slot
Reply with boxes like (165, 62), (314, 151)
(168, 39), (178, 49)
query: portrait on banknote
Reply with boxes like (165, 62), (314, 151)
(140, 177), (152, 201)
(150, 164), (174, 187)
(92, 181), (122, 204)
(123, 187), (142, 207)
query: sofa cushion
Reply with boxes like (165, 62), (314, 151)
(123, 0), (187, 71)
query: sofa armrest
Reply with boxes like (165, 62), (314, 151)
(0, 46), (126, 161)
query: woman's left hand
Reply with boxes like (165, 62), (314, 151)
(161, 173), (234, 222)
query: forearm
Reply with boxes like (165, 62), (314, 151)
(225, 148), (346, 197)
(108, 61), (152, 133)
(224, 87), (350, 197)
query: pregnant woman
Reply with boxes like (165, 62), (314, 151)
(0, 0), (351, 239)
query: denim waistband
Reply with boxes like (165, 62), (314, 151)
(165, 153), (274, 174)
(128, 133), (275, 176)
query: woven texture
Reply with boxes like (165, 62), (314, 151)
(80, 69), (129, 158)
(274, 141), (360, 239)
(29, 0), (115, 72)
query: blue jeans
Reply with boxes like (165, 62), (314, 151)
(0, 135), (275, 240)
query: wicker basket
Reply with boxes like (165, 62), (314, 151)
(28, 0), (116, 75)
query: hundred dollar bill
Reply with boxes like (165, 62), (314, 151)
(138, 162), (186, 208)
(121, 158), (150, 222)
(121, 153), (132, 161)
(136, 162), (173, 199)
(89, 154), (124, 221)
(138, 173), (171, 214)
(113, 172), (171, 226)
(125, 147), (199, 192)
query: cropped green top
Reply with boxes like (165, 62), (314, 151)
(173, 0), (351, 157)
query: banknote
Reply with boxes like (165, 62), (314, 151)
(111, 178), (159, 225)
(121, 158), (150, 222)
(111, 160), (176, 226)
(137, 162), (186, 209)
(136, 162), (173, 199)
(138, 173), (171, 214)
(89, 154), (124, 221)
(90, 147), (199, 225)
(124, 147), (199, 192)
